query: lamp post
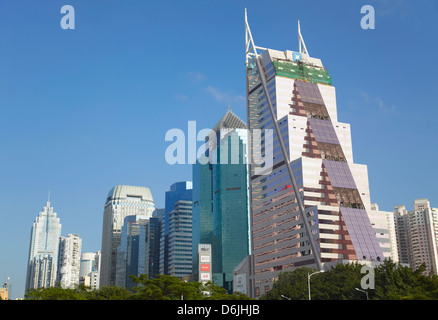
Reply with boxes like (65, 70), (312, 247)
(308, 270), (324, 300)
(355, 288), (369, 300)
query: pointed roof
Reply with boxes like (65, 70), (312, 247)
(212, 107), (247, 134)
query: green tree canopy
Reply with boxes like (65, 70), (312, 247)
(262, 259), (438, 300)
(24, 275), (252, 300)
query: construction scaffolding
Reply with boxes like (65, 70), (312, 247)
(272, 60), (333, 86)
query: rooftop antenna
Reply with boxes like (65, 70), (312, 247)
(245, 8), (266, 66)
(47, 189), (51, 204)
(298, 20), (309, 56)
(245, 9), (322, 271)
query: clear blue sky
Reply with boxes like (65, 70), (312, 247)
(0, 0), (437, 299)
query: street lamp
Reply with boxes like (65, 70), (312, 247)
(355, 288), (369, 300)
(308, 270), (324, 300)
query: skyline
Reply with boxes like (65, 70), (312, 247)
(1, 0), (438, 299)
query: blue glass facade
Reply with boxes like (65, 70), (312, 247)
(115, 215), (149, 290)
(144, 217), (161, 279)
(160, 182), (192, 275)
(192, 110), (250, 293)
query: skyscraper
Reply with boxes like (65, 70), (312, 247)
(192, 108), (251, 292)
(159, 182), (192, 275)
(115, 215), (149, 289)
(57, 233), (82, 289)
(25, 200), (62, 292)
(245, 12), (383, 297)
(115, 214), (161, 288)
(144, 216), (161, 279)
(394, 205), (410, 265)
(100, 185), (155, 287)
(168, 200), (193, 278)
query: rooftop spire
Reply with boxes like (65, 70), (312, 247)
(298, 20), (309, 56)
(245, 8), (266, 65)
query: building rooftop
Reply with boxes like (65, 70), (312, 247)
(212, 108), (247, 134)
(106, 185), (153, 203)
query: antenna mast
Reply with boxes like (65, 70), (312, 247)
(298, 20), (309, 56)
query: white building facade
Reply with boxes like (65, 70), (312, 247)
(25, 201), (62, 292)
(369, 203), (399, 262)
(245, 14), (383, 297)
(57, 233), (82, 289)
(79, 251), (101, 290)
(394, 199), (438, 274)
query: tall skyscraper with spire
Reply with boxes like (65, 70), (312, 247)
(244, 11), (383, 297)
(25, 198), (62, 292)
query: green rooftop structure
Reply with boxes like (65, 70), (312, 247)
(272, 59), (332, 86)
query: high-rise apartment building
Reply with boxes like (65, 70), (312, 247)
(100, 185), (155, 287)
(25, 200), (62, 292)
(160, 182), (192, 275)
(192, 108), (251, 292)
(57, 233), (82, 289)
(168, 200), (193, 278)
(244, 13), (383, 297)
(394, 205), (410, 264)
(369, 203), (398, 262)
(394, 199), (438, 274)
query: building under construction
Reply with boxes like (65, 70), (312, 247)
(239, 10), (383, 298)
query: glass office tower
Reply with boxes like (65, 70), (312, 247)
(115, 214), (161, 289)
(168, 200), (193, 278)
(160, 182), (192, 275)
(245, 14), (383, 297)
(100, 185), (155, 287)
(25, 200), (62, 292)
(144, 217), (161, 279)
(192, 108), (251, 293)
(115, 215), (149, 290)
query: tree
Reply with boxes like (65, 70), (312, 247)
(372, 260), (438, 300)
(131, 274), (204, 300)
(23, 274), (252, 300)
(25, 286), (87, 300)
(130, 274), (252, 300)
(85, 285), (134, 300)
(262, 259), (438, 300)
